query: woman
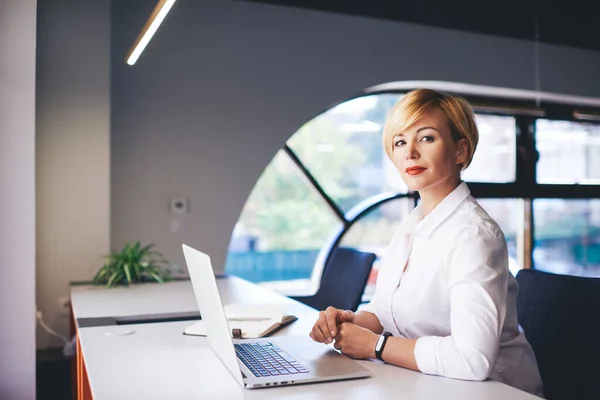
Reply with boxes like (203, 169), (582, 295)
(309, 89), (544, 397)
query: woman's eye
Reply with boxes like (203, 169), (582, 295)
(394, 140), (406, 147)
(420, 135), (434, 142)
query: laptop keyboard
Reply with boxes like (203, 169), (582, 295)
(234, 342), (310, 377)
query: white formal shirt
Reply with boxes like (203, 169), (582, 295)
(362, 182), (544, 397)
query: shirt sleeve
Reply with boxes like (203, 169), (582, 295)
(413, 226), (509, 381)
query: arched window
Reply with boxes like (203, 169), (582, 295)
(226, 82), (600, 297)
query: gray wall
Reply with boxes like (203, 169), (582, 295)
(111, 0), (600, 276)
(36, 0), (111, 349)
(0, 0), (37, 397)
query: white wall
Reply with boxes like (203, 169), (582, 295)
(36, 0), (111, 349)
(0, 0), (37, 397)
(111, 0), (600, 276)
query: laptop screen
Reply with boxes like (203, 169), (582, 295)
(182, 244), (244, 386)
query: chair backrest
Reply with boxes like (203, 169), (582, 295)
(516, 269), (600, 400)
(312, 247), (376, 312)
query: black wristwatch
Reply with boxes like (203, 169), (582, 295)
(375, 331), (393, 361)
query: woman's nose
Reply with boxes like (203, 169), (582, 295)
(404, 142), (418, 160)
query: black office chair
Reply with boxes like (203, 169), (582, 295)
(291, 247), (376, 312)
(515, 269), (600, 400)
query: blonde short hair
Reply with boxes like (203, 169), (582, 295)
(382, 89), (479, 170)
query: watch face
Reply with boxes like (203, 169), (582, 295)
(375, 335), (385, 351)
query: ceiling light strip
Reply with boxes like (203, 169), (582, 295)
(126, 0), (176, 66)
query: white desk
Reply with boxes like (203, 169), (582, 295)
(71, 277), (310, 325)
(71, 277), (541, 400)
(71, 279), (200, 319)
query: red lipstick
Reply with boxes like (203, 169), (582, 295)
(405, 166), (427, 175)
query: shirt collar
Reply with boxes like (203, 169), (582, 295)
(403, 182), (471, 239)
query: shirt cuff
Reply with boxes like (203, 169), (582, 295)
(414, 336), (443, 375)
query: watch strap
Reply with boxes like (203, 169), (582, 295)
(375, 331), (393, 361)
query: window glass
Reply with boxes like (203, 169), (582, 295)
(287, 94), (407, 214)
(533, 199), (600, 277)
(340, 198), (411, 251)
(338, 198), (412, 300)
(462, 115), (516, 183)
(226, 150), (341, 282)
(226, 91), (600, 288)
(536, 119), (600, 184)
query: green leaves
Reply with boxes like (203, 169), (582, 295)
(92, 241), (172, 288)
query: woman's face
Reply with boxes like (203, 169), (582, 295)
(390, 107), (466, 193)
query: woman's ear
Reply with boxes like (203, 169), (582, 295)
(456, 138), (468, 166)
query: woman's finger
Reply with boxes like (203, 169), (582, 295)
(325, 307), (339, 339)
(340, 310), (354, 323)
(311, 323), (325, 343)
(317, 318), (333, 343)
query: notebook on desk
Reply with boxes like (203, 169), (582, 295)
(184, 303), (298, 339)
(182, 244), (371, 389)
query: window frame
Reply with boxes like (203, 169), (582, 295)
(227, 86), (600, 289)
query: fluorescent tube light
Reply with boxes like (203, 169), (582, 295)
(126, 0), (176, 66)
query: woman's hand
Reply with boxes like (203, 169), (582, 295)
(309, 306), (355, 344)
(333, 322), (379, 359)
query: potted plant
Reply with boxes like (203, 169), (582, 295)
(93, 241), (172, 288)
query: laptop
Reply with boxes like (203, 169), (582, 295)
(182, 244), (371, 389)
